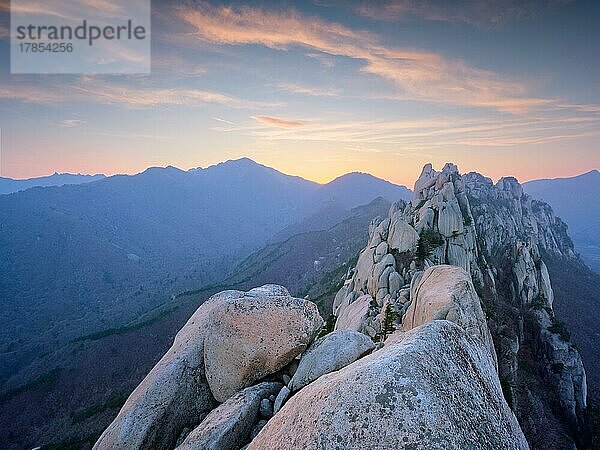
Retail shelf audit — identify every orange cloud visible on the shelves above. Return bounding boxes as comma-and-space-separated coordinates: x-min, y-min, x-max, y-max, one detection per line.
176, 2, 550, 114
252, 115, 310, 128
242, 111, 600, 150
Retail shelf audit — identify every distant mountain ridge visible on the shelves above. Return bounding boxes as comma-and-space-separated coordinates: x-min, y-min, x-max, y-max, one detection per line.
312, 171, 411, 208
523, 169, 600, 272
0, 158, 411, 388
0, 172, 106, 195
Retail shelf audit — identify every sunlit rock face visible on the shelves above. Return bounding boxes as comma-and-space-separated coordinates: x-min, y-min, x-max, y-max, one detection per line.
334, 163, 587, 449
249, 321, 528, 450
94, 286, 323, 450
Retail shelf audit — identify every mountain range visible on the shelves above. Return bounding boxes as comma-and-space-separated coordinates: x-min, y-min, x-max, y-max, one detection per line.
0, 160, 599, 449
523, 169, 600, 272
0, 158, 411, 386
0, 172, 106, 195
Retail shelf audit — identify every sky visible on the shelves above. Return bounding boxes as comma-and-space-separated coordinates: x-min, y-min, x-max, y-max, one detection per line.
0, 0, 599, 187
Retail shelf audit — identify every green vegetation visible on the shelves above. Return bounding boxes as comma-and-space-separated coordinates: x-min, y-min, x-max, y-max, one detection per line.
548, 316, 571, 342
462, 210, 472, 226
416, 228, 443, 262
318, 315, 337, 338
380, 303, 400, 341
41, 432, 102, 450
587, 400, 600, 450
0, 368, 61, 403
71, 306, 176, 343
309, 252, 360, 309
499, 376, 514, 409
529, 295, 552, 314
70, 391, 128, 424
389, 247, 414, 268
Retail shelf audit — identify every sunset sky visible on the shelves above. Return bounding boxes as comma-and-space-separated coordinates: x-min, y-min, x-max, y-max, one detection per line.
0, 0, 599, 187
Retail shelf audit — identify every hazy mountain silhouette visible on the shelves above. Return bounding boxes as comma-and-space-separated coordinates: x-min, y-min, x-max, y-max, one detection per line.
524, 169, 600, 272
313, 172, 411, 208
0, 172, 106, 195
0, 158, 410, 384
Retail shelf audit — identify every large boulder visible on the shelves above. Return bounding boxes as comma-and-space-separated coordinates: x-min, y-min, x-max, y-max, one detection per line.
176, 382, 281, 450
334, 294, 371, 331
248, 321, 528, 450
387, 212, 419, 253
94, 290, 244, 450
204, 285, 323, 402
403, 265, 496, 363
289, 330, 374, 392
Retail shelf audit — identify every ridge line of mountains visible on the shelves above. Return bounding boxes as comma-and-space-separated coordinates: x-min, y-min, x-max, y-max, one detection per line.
3, 161, 598, 272
0, 158, 599, 449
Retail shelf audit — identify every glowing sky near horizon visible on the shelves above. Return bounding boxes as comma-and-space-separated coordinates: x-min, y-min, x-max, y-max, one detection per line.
0, 0, 599, 187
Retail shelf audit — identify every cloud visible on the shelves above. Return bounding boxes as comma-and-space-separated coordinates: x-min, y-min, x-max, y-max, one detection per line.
278, 83, 337, 97
213, 117, 235, 125
72, 82, 244, 108
0, 77, 271, 109
60, 119, 86, 127
81, 0, 123, 14
242, 109, 600, 149
252, 115, 311, 128
0, 25, 8, 40
176, 2, 550, 113
349, 0, 570, 29
152, 54, 208, 78
305, 52, 335, 67
8, 0, 131, 19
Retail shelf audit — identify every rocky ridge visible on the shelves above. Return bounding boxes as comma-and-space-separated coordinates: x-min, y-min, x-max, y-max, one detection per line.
333, 163, 587, 448
96, 276, 527, 450
94, 163, 587, 450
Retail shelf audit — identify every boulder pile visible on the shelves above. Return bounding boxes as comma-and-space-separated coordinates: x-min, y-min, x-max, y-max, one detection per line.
95, 163, 583, 449
95, 274, 528, 449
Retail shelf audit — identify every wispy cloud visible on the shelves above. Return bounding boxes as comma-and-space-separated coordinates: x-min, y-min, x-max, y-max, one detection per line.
278, 82, 338, 97
305, 52, 336, 68
95, 132, 171, 140
252, 115, 311, 128
213, 116, 235, 125
0, 77, 272, 109
177, 2, 551, 113
351, 0, 570, 29
8, 0, 129, 19
81, 0, 123, 15
60, 119, 86, 127
0, 25, 8, 40
242, 110, 600, 149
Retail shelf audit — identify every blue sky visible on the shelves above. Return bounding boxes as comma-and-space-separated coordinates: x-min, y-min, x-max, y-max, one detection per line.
0, 0, 598, 186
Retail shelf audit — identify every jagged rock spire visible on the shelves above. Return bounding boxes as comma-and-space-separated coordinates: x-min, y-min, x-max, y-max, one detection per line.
334, 163, 587, 449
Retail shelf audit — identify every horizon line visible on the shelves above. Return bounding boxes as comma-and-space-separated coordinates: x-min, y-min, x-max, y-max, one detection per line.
1, 157, 598, 187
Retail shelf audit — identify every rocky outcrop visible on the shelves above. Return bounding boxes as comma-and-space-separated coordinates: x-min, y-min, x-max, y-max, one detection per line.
93, 290, 234, 450
333, 163, 587, 449
96, 163, 588, 450
95, 286, 322, 450
249, 321, 528, 450
176, 382, 281, 450
334, 293, 370, 331
289, 330, 374, 392
204, 285, 323, 402
404, 265, 496, 364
